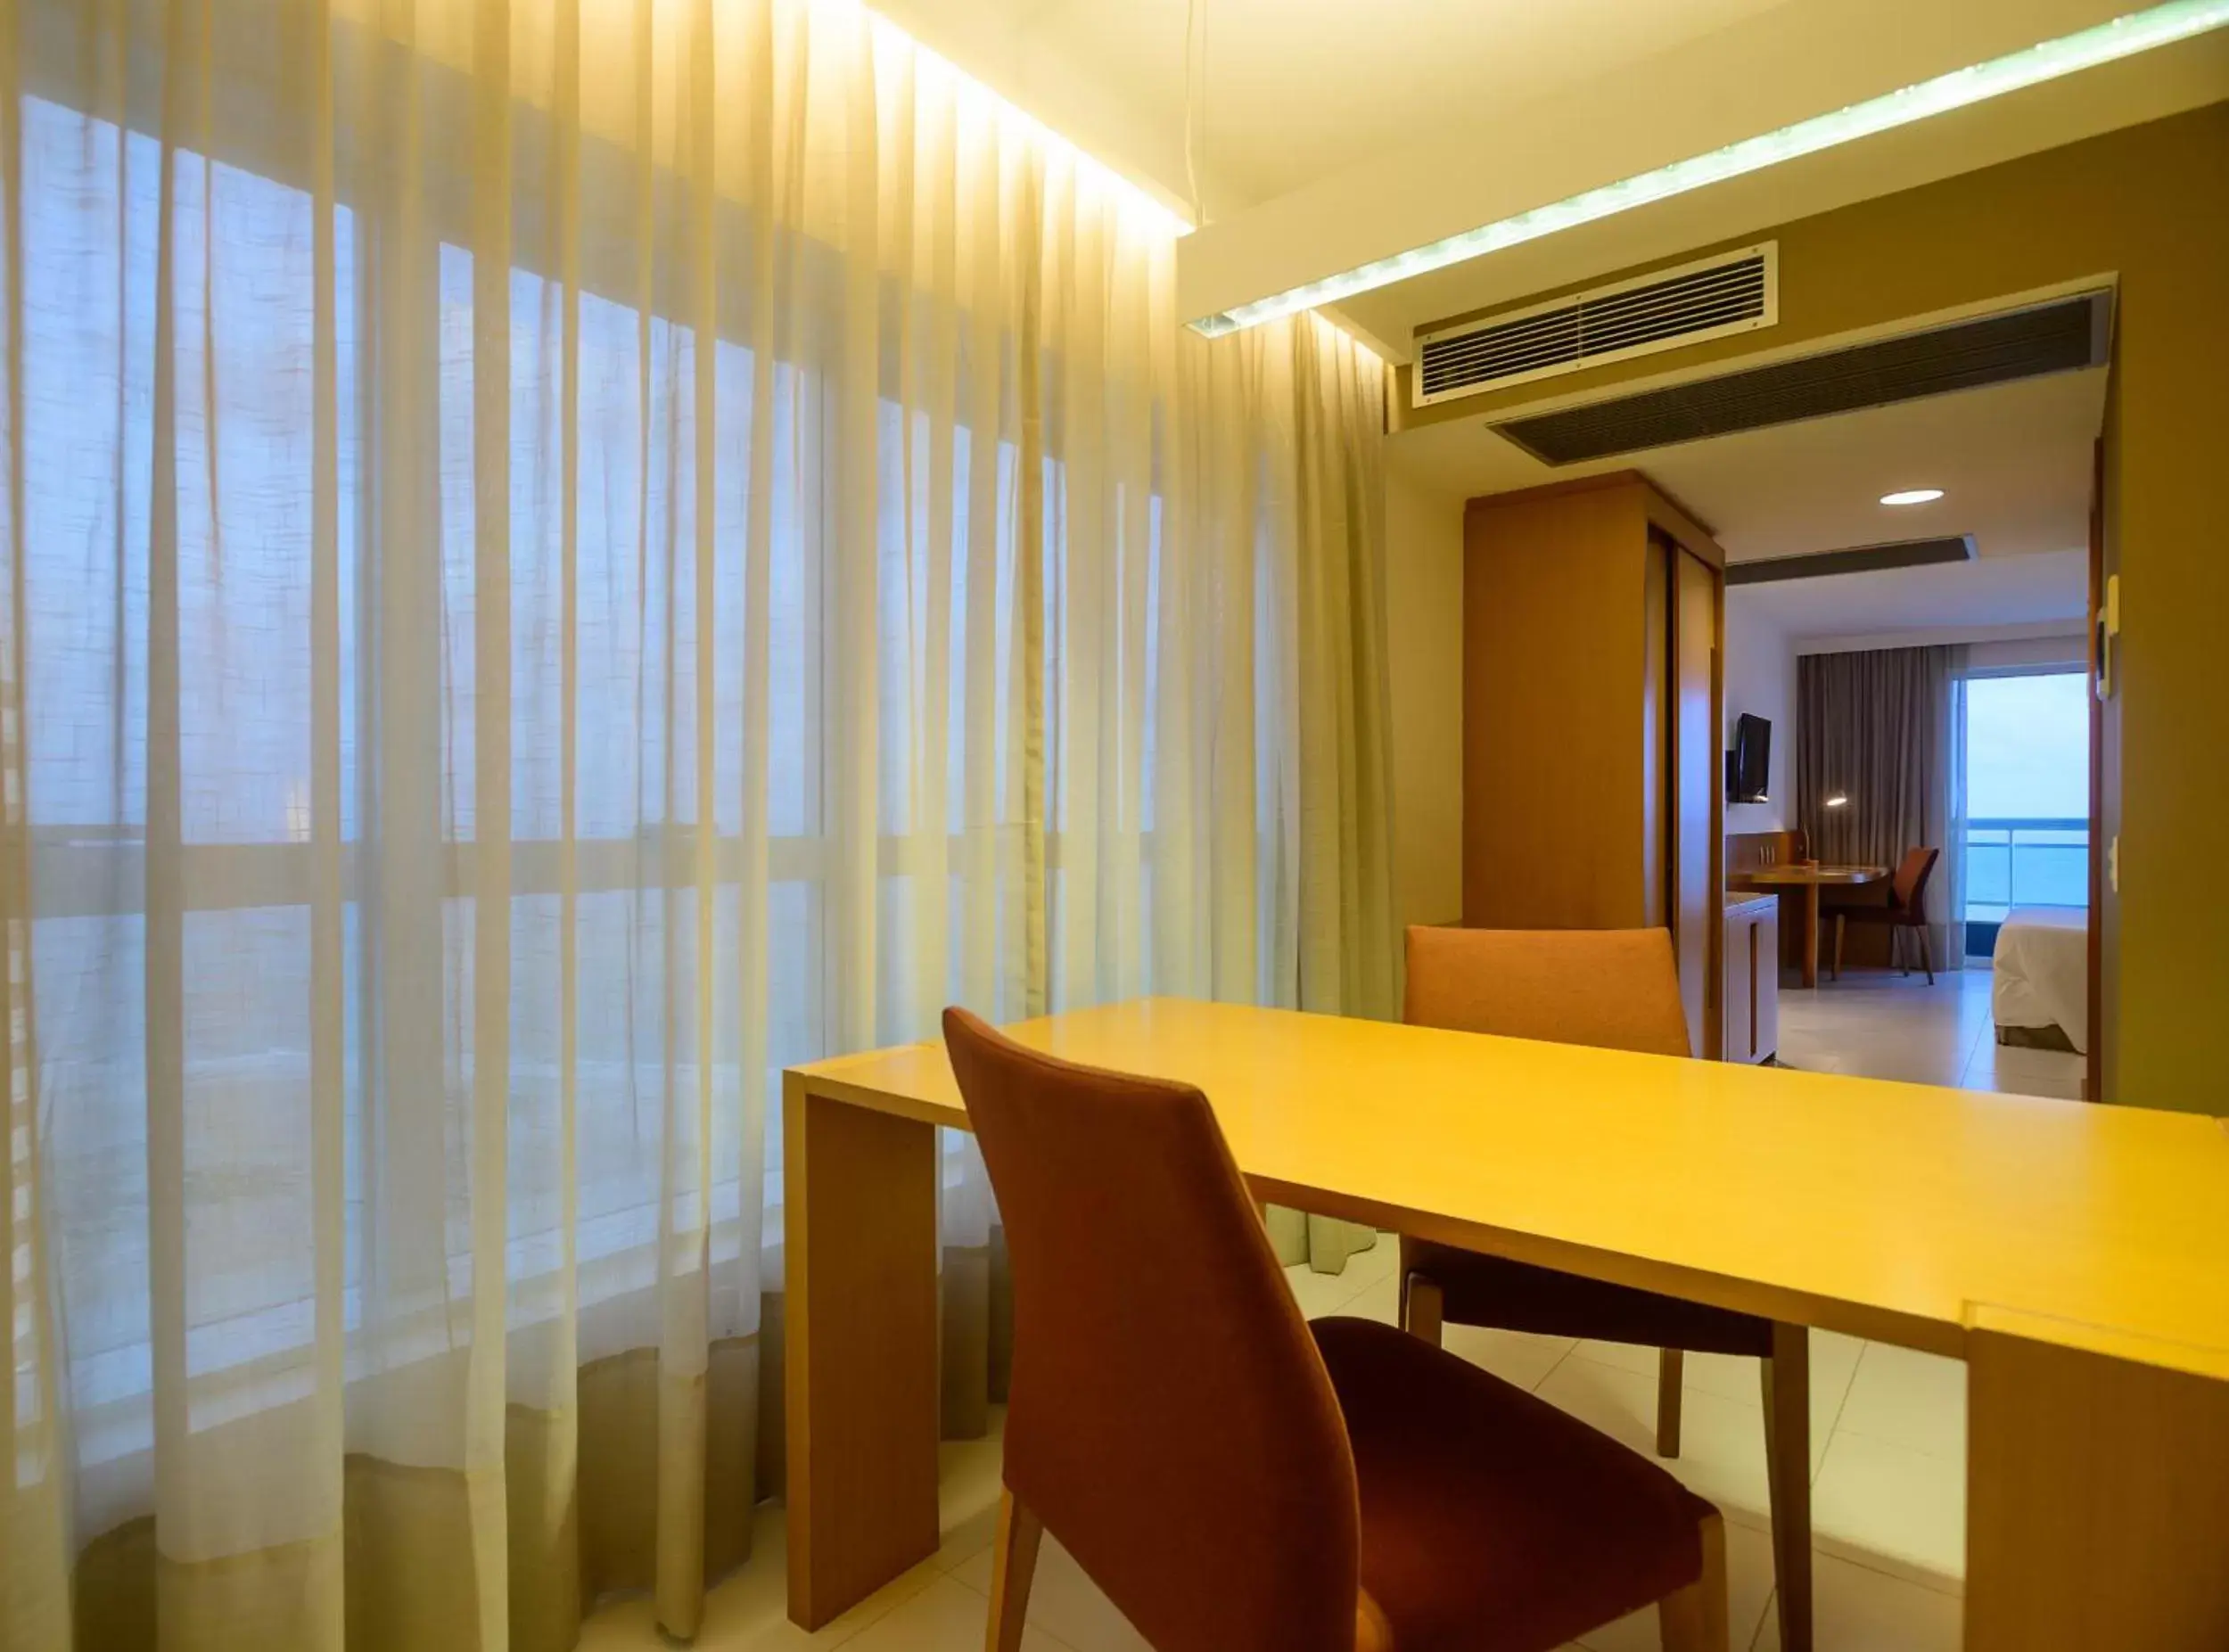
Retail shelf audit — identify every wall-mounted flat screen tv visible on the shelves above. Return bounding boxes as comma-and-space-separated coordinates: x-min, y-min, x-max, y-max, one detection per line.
1727, 713, 1771, 804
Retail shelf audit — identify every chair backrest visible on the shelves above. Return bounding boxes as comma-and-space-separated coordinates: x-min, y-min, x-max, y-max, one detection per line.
1890, 846, 1941, 915
1403, 925, 1692, 1058
942, 1008, 1361, 1652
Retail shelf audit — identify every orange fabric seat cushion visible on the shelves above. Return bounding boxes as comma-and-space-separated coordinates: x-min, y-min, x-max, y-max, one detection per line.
1314, 1316, 1711, 1652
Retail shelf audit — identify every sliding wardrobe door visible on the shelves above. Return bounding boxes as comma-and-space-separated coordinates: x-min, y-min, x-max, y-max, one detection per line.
1670, 539, 1722, 1058
1642, 531, 1669, 930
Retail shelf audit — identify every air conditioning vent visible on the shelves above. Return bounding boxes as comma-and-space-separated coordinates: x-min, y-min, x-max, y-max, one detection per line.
1725, 536, 1977, 587
1414, 243, 1776, 408
1493, 290, 2112, 466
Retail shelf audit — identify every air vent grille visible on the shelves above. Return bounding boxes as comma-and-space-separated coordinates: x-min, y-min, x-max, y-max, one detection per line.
1494, 291, 2111, 465
1724, 536, 1977, 587
1415, 244, 1775, 407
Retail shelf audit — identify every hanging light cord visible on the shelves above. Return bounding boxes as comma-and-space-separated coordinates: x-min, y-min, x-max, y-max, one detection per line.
1182, 0, 1207, 226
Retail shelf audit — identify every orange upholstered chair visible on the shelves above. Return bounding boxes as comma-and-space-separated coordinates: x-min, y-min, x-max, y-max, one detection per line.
1400, 925, 1813, 1652
943, 1007, 1731, 1652
1830, 846, 1943, 982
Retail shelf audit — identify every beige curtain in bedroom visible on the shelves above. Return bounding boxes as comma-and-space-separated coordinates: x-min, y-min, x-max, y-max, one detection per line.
0, 0, 1397, 1648
1797, 643, 1969, 966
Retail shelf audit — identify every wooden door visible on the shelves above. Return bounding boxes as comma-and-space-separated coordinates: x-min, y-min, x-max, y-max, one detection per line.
1642, 533, 1668, 929
1671, 544, 1721, 1057
1462, 487, 1658, 929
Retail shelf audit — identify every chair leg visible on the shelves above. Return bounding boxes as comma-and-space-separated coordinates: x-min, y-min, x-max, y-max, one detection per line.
985, 1489, 1044, 1652
1831, 914, 1844, 981
1760, 1323, 1814, 1652
1919, 924, 1935, 985
1895, 924, 1910, 975
1402, 1272, 1444, 1348
1657, 1508, 1730, 1652
1656, 1347, 1684, 1459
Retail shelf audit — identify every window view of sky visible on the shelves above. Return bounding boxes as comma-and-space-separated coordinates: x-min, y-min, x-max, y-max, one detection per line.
1965, 671, 2090, 819
1963, 670, 2089, 922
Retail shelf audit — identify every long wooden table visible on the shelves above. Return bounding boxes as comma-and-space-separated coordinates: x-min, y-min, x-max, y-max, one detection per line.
784, 997, 2229, 1649
1728, 861, 1886, 987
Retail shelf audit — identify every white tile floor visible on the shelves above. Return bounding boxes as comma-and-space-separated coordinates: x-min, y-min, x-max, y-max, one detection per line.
1777, 962, 2085, 1101
586, 967, 2074, 1651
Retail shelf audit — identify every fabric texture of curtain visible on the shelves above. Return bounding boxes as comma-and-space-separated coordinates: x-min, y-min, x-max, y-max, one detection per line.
0, 0, 1398, 1646
1796, 644, 1968, 967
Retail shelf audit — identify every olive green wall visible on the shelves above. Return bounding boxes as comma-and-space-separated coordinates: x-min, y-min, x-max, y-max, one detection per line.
1397, 101, 2229, 1110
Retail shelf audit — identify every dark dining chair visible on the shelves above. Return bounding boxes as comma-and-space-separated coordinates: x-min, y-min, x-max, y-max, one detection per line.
1830, 846, 1942, 983
1397, 925, 1812, 1652
943, 1006, 1731, 1652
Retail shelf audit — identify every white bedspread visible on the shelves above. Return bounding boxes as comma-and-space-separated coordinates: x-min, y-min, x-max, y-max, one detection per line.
1991, 908, 2088, 1054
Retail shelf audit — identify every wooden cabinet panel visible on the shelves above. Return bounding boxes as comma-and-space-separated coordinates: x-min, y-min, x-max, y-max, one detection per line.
1753, 907, 1780, 1062
1642, 534, 1668, 931
1724, 898, 1780, 1064
1460, 473, 1726, 1053
1463, 484, 1652, 929
1726, 917, 1754, 1066
1674, 544, 1720, 1057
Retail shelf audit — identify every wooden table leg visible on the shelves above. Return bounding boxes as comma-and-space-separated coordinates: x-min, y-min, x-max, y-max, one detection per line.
1801, 884, 1820, 989
1762, 1322, 1813, 1652
784, 1076, 942, 1630
1966, 1321, 2229, 1649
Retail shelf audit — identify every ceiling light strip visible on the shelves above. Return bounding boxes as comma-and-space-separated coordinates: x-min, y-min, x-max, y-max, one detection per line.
852, 2, 1193, 238
1187, 0, 2229, 337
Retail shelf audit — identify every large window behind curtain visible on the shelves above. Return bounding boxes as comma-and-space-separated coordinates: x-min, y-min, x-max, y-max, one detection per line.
0, 1, 1395, 1646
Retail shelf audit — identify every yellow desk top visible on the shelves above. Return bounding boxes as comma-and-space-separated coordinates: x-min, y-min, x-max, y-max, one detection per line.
789, 998, 2229, 1381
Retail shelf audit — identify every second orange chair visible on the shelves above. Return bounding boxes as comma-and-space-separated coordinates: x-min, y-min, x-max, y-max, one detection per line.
1398, 925, 1813, 1652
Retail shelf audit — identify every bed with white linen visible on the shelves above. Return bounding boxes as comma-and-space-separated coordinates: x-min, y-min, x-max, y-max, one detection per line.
1991, 907, 2088, 1054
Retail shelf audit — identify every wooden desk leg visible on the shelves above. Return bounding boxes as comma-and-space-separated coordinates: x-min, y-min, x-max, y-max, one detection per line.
1800, 884, 1820, 989
784, 1077, 942, 1630
1761, 1323, 1812, 1652
1966, 1327, 2229, 1650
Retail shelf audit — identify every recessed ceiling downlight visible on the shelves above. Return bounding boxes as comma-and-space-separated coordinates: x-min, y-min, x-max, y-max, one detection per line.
1880, 489, 1945, 505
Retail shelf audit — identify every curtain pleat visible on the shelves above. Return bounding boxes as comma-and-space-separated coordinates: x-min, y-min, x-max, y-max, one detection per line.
0, 0, 1401, 1645
1797, 644, 1965, 963
4, 3, 78, 1640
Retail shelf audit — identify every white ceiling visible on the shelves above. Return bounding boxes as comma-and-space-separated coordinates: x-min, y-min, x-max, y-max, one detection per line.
881, 1, 2150, 645
1387, 364, 2102, 642
871, 0, 2229, 354
1322, 23, 2229, 358
868, 0, 1789, 217
1727, 551, 2090, 645
1388, 365, 2105, 563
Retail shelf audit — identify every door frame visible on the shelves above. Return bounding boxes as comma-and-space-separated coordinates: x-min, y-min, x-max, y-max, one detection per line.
2086, 438, 2105, 1102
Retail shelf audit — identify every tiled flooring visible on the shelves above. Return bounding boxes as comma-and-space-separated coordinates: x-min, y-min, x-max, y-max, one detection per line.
1778, 960, 2085, 1100
587, 966, 2077, 1651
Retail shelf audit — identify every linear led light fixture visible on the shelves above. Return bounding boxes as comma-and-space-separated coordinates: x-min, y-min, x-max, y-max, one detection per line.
857, 4, 1192, 239
1188, 0, 2229, 336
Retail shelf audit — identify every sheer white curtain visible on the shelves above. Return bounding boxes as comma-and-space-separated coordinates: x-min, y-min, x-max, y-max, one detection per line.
0, 0, 1395, 1648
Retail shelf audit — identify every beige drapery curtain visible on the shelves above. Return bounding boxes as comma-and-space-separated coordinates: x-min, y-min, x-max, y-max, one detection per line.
1796, 644, 1967, 962
0, 0, 1398, 1648
1189, 316, 1397, 1272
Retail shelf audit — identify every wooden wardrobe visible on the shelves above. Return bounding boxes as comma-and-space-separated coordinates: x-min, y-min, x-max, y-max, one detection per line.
1461, 472, 1726, 1057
